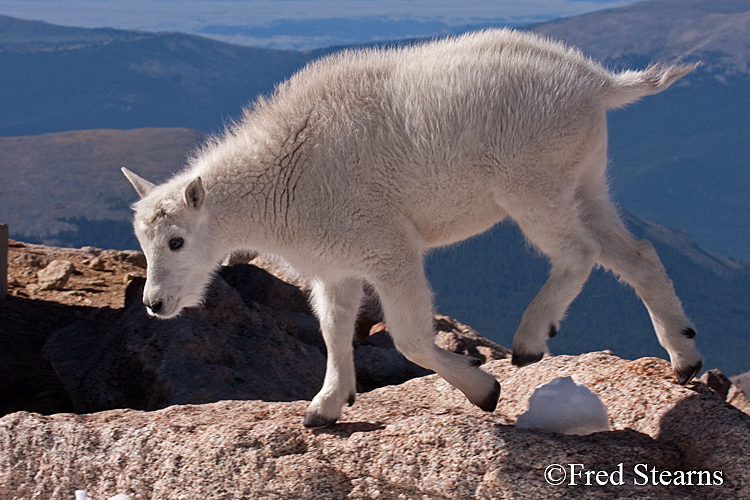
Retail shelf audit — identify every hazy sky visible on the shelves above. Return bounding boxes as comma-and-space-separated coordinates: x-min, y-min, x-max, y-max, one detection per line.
0, 0, 640, 49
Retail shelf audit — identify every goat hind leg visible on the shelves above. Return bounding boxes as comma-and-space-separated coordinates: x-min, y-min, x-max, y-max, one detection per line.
584, 199, 702, 384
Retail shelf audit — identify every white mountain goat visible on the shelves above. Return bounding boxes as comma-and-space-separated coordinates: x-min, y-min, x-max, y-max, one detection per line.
123, 29, 703, 428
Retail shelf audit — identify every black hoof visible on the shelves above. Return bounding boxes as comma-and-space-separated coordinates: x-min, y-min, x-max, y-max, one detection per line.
512, 351, 544, 367
548, 325, 557, 338
675, 361, 702, 385
303, 412, 337, 429
475, 380, 501, 412
681, 327, 697, 339
347, 393, 356, 406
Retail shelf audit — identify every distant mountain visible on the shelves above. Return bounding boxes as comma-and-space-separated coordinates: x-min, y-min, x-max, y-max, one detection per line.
0, 128, 203, 249
0, 15, 144, 51
531, 0, 750, 71
1, 2, 748, 260
528, 0, 750, 262
198, 16, 523, 51
0, 15, 313, 136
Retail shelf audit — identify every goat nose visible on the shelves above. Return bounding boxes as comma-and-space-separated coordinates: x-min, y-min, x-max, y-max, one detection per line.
145, 299, 163, 314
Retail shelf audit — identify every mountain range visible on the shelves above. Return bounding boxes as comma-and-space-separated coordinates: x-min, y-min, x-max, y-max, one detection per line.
0, 127, 203, 249
0, 14, 312, 136
533, 0, 750, 263
1, 1, 748, 261
1, 0, 749, 374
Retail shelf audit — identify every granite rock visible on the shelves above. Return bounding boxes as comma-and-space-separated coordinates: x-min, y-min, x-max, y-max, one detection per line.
2, 353, 748, 499
36, 259, 75, 291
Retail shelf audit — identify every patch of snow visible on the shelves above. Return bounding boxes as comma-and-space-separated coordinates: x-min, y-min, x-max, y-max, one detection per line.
515, 376, 610, 435
75, 491, 132, 500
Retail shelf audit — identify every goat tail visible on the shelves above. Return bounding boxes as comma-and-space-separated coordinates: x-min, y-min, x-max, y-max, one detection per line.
603, 62, 699, 109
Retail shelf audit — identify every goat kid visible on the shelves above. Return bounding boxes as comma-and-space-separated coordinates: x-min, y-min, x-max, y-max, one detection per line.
123, 29, 702, 428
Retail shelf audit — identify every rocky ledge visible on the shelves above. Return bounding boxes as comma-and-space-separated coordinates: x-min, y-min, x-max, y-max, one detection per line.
2, 241, 750, 499
1, 240, 509, 416
2, 354, 750, 499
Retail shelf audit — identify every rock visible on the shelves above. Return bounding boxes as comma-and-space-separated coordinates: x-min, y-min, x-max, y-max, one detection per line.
8, 241, 748, 498
700, 369, 732, 399
354, 284, 385, 340
354, 329, 433, 391
729, 388, 750, 415
2, 353, 748, 499
122, 273, 139, 285
87, 256, 106, 271
218, 263, 312, 316
701, 369, 750, 415
730, 370, 750, 398
121, 250, 147, 269
434, 314, 511, 362
11, 251, 50, 270
38, 262, 507, 414
5, 240, 147, 309
97, 249, 147, 269
36, 259, 75, 290
76, 492, 132, 500
45, 274, 328, 412
79, 246, 102, 256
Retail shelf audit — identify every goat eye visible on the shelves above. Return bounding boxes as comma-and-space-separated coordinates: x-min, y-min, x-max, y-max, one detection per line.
168, 237, 184, 251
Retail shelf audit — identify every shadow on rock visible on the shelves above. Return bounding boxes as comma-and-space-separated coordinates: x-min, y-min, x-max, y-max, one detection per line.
654, 389, 750, 496
46, 268, 328, 413
0, 295, 81, 416
7, 262, 512, 416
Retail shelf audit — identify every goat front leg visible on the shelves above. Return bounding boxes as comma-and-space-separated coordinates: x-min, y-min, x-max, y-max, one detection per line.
304, 278, 363, 428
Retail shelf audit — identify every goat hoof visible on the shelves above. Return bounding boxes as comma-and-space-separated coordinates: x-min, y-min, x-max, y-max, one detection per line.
475, 380, 501, 412
512, 351, 544, 367
675, 361, 702, 385
303, 412, 337, 429
347, 393, 356, 406
681, 327, 697, 339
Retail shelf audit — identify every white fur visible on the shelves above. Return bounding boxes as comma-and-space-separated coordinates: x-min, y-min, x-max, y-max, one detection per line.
123, 29, 702, 426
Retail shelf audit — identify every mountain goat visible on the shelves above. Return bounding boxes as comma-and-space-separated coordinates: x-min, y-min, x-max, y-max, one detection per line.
123, 29, 702, 428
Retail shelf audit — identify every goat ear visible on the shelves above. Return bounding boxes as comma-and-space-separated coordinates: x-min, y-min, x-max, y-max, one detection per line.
122, 167, 155, 199
184, 177, 205, 210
